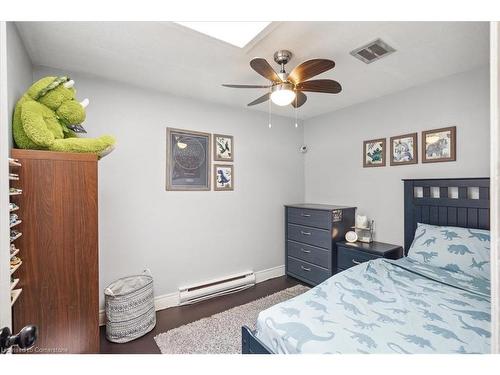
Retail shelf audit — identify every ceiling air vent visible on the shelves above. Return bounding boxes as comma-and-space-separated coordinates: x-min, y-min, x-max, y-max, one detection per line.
350, 38, 396, 64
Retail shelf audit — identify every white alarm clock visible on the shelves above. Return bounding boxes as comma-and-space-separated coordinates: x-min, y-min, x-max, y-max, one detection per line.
345, 231, 358, 243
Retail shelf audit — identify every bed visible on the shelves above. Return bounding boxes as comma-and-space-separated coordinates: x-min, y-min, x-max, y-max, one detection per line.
242, 178, 491, 354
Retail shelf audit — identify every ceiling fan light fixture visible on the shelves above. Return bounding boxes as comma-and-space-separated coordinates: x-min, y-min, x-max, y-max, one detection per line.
223, 51, 340, 109
270, 83, 296, 106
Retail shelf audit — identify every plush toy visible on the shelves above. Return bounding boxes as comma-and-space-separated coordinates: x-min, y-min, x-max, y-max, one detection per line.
12, 76, 115, 157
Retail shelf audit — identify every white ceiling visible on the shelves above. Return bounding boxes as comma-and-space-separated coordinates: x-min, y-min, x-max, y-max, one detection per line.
16, 21, 489, 119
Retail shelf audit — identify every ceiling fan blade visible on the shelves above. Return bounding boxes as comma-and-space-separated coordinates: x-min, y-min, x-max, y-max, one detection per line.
288, 59, 335, 84
250, 58, 281, 82
222, 84, 271, 89
291, 91, 307, 108
247, 92, 271, 106
296, 79, 342, 94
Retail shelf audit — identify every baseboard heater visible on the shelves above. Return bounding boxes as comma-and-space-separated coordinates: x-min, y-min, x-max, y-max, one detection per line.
178, 270, 256, 305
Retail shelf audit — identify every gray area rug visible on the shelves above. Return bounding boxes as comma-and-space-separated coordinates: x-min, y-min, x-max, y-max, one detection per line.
154, 284, 309, 354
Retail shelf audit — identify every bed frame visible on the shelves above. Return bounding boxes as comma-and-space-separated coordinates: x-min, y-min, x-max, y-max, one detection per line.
241, 326, 273, 354
403, 177, 490, 252
242, 177, 490, 354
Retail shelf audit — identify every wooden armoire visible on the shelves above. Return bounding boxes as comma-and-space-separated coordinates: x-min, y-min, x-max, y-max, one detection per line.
11, 149, 99, 354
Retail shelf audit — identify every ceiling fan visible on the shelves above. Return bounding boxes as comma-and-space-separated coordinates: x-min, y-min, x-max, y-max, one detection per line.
222, 50, 342, 108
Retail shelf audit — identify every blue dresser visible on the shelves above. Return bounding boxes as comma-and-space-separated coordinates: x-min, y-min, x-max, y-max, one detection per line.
285, 204, 356, 286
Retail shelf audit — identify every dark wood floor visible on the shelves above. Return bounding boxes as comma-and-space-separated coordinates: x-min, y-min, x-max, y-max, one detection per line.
99, 275, 299, 354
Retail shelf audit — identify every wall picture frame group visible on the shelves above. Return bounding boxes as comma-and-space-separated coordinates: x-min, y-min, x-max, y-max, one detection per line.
166, 127, 235, 191
166, 127, 211, 191
363, 126, 456, 168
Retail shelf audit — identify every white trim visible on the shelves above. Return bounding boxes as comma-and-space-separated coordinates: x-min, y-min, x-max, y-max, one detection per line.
153, 290, 180, 312
99, 264, 286, 326
254, 264, 285, 283
490, 21, 500, 354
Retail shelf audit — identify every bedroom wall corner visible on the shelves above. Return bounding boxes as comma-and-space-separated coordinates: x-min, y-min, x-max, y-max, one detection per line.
0, 21, 12, 330
0, 21, 33, 330
303, 67, 490, 247
33, 65, 305, 310
6, 22, 33, 149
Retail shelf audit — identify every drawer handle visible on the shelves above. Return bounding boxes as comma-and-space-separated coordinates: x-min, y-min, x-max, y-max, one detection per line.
352, 259, 362, 265
301, 213, 311, 217
301, 266, 311, 272
300, 231, 311, 236
300, 248, 311, 253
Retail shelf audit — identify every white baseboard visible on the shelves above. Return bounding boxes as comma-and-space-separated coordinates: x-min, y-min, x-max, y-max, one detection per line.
254, 264, 285, 283
99, 264, 285, 326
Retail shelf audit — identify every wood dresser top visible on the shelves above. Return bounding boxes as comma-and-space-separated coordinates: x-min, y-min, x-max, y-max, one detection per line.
11, 149, 98, 162
285, 203, 356, 210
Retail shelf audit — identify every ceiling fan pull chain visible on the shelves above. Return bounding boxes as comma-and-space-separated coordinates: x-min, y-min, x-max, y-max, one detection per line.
268, 87, 272, 129
295, 99, 298, 128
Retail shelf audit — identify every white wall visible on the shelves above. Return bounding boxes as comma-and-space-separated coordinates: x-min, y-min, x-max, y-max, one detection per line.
304, 67, 490, 247
0, 22, 12, 329
0, 22, 33, 330
33, 66, 305, 308
27, 64, 491, 309
6, 23, 32, 148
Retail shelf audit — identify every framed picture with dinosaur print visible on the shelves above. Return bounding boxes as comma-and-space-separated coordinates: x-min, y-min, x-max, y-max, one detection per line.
390, 132, 418, 166
214, 164, 233, 191
363, 138, 386, 167
213, 134, 234, 162
422, 126, 456, 163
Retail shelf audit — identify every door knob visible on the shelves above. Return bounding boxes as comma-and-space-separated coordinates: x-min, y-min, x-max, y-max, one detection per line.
0, 325, 37, 354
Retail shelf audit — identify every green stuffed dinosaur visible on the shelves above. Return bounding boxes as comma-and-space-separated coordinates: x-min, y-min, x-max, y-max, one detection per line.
13, 76, 115, 157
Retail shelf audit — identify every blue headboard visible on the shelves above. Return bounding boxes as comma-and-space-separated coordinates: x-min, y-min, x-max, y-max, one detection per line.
403, 178, 490, 253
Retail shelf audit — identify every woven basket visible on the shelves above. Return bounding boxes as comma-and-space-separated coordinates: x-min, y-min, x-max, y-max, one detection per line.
105, 270, 156, 343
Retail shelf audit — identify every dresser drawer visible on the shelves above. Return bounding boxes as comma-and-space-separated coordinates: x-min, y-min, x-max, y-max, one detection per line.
287, 240, 331, 269
287, 224, 331, 249
287, 208, 331, 230
337, 245, 380, 270
287, 257, 331, 285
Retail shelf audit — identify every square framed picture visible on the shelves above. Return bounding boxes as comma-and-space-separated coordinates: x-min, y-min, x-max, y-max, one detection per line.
363, 138, 386, 167
422, 126, 456, 163
390, 132, 418, 166
214, 164, 233, 191
166, 128, 211, 191
213, 134, 234, 162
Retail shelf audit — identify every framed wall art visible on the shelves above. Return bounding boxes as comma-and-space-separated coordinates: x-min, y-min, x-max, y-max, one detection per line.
390, 132, 418, 166
422, 126, 456, 163
363, 138, 386, 167
213, 134, 234, 162
166, 127, 211, 191
214, 164, 233, 191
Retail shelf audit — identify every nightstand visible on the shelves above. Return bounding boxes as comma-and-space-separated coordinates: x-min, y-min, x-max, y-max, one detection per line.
336, 241, 404, 273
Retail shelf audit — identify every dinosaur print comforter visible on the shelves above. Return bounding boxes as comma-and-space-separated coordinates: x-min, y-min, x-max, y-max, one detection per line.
255, 257, 490, 353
